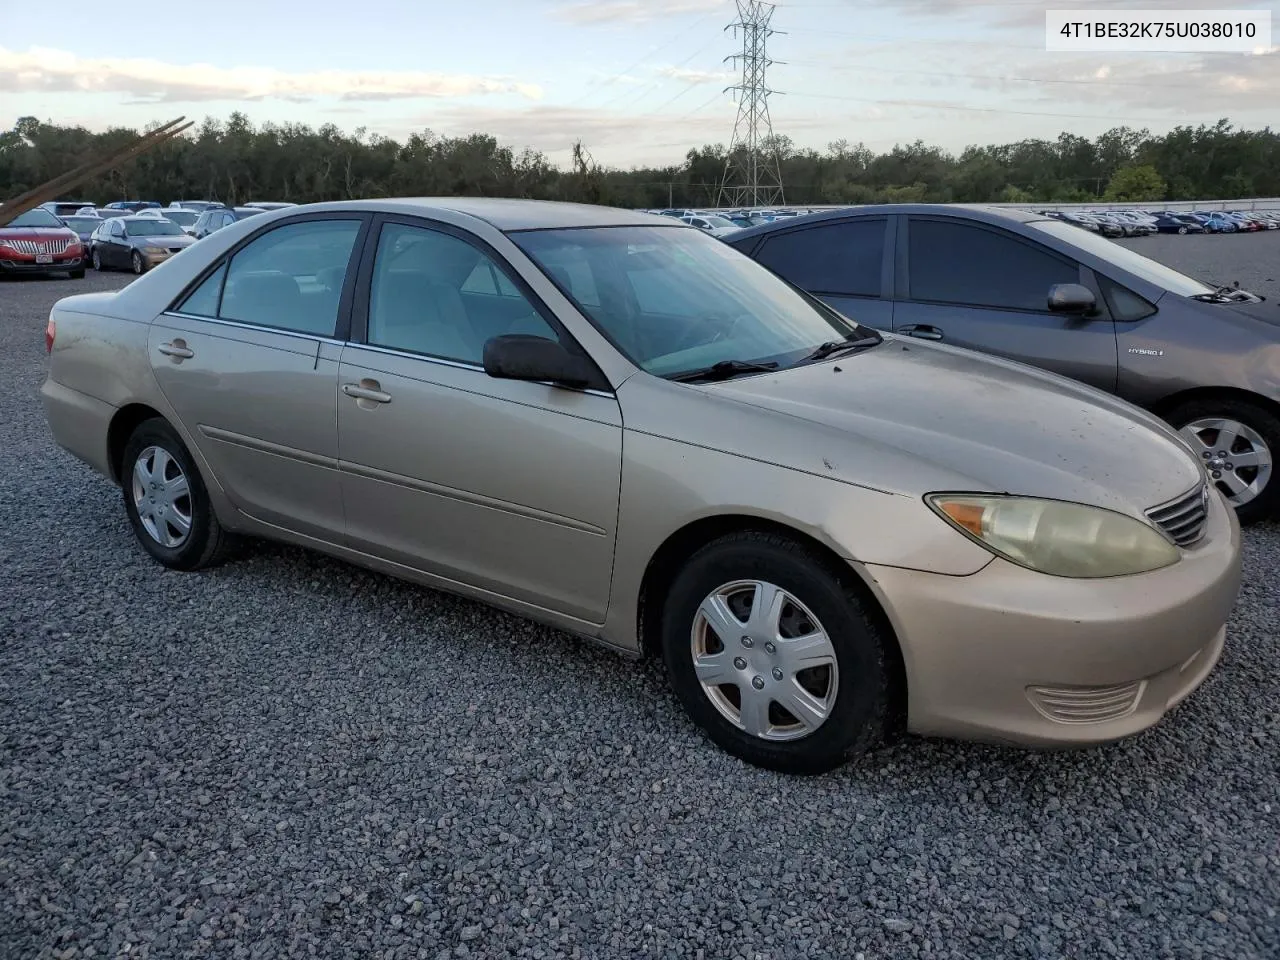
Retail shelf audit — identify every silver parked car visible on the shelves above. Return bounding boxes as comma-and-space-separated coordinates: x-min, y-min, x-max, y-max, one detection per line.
41, 199, 1241, 773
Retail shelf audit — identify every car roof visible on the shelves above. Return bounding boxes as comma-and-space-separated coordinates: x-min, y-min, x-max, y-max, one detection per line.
277, 197, 687, 232
726, 203, 1051, 242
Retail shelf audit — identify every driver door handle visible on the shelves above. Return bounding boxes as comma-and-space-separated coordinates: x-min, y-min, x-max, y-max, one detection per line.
342, 381, 392, 404
900, 323, 944, 341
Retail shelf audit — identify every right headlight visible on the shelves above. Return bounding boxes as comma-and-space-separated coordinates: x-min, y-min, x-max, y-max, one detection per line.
926, 494, 1180, 579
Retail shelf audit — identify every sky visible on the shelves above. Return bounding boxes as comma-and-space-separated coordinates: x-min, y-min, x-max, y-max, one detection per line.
0, 0, 1276, 168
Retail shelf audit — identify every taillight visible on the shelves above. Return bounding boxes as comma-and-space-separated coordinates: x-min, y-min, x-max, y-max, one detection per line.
45, 317, 55, 354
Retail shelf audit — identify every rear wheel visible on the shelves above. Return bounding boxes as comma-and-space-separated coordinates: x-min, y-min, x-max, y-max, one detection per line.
1166, 398, 1279, 524
1178, 226, 1188, 235
661, 531, 892, 774
121, 418, 233, 570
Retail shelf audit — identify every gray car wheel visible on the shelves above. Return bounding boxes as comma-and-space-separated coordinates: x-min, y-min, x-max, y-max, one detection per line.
1169, 398, 1280, 524
131, 250, 145, 275
92, 249, 103, 271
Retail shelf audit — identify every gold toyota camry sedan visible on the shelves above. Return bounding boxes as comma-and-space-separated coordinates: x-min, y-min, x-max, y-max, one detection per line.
40, 199, 1242, 773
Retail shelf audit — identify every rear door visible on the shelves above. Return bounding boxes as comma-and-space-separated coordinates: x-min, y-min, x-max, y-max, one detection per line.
741, 217, 894, 330
894, 215, 1118, 392
149, 214, 369, 541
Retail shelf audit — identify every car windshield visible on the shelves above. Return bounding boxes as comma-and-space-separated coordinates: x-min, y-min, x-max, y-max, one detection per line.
125, 220, 185, 237
160, 210, 198, 226
1028, 219, 1215, 296
701, 215, 737, 228
511, 225, 865, 378
7, 209, 63, 228
62, 217, 99, 231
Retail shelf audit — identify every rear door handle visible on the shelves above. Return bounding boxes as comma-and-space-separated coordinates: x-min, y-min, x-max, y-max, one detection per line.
158, 340, 194, 359
900, 324, 944, 341
342, 381, 392, 404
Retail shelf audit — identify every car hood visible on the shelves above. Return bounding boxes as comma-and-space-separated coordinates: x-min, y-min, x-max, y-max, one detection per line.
126, 234, 195, 248
708, 337, 1203, 517
0, 228, 78, 242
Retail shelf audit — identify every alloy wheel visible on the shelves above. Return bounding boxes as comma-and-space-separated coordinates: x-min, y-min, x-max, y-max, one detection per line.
1180, 417, 1273, 508
132, 252, 144, 274
92, 250, 101, 270
131, 445, 193, 548
690, 579, 838, 741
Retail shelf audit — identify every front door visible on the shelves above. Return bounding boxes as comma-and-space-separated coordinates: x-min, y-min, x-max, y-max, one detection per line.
149, 215, 367, 541
893, 216, 1119, 393
337, 219, 623, 623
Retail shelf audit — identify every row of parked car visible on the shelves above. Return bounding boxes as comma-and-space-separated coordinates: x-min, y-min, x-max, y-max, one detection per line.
0, 199, 297, 279
643, 207, 822, 238
1042, 208, 1280, 237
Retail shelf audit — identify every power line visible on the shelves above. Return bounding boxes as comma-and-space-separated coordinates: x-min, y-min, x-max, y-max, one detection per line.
718, 0, 786, 207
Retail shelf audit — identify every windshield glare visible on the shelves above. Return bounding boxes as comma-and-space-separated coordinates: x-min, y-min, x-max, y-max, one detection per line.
6, 209, 64, 228
1029, 219, 1215, 296
512, 226, 861, 378
126, 220, 184, 237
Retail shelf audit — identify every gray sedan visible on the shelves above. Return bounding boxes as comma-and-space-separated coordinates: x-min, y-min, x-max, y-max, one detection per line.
90, 215, 196, 274
728, 205, 1280, 523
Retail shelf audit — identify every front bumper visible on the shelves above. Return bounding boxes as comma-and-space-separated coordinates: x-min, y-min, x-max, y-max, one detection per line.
0, 255, 83, 274
862, 489, 1242, 747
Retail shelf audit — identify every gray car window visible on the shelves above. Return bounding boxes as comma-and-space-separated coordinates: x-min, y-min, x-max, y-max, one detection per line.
366, 223, 558, 364
908, 219, 1077, 312
218, 219, 361, 336
1028, 219, 1215, 296
753, 219, 886, 297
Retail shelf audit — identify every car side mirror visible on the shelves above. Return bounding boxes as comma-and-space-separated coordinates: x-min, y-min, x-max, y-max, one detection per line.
482, 334, 594, 389
1047, 283, 1097, 316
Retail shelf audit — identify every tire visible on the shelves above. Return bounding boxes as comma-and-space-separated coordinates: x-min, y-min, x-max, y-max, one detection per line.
92, 249, 104, 271
131, 250, 146, 275
661, 531, 892, 774
121, 418, 234, 570
1178, 226, 1188, 235
1166, 397, 1280, 525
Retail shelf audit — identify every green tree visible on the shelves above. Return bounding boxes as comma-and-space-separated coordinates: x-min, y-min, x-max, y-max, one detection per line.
1104, 164, 1166, 202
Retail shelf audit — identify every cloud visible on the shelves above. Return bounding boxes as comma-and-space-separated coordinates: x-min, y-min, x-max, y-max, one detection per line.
553, 0, 725, 26
657, 65, 734, 84
0, 46, 543, 104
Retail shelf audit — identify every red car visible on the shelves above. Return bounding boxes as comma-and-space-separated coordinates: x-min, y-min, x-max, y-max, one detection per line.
0, 207, 86, 279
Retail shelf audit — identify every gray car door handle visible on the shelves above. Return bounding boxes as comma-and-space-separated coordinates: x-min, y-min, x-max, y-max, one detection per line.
342, 382, 392, 404
158, 341, 195, 359
900, 324, 944, 341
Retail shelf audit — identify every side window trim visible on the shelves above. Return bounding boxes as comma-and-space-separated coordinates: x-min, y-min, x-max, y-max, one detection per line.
347, 213, 611, 393
164, 212, 372, 339
900, 215, 1082, 314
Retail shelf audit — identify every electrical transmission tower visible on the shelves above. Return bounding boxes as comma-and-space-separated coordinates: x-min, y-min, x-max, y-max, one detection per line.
716, 0, 785, 209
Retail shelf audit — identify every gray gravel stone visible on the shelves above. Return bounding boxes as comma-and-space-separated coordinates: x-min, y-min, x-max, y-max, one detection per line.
2, 245, 1279, 959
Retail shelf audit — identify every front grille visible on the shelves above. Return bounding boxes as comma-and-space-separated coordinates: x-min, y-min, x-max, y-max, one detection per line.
1027, 680, 1145, 724
1146, 481, 1209, 547
4, 238, 73, 256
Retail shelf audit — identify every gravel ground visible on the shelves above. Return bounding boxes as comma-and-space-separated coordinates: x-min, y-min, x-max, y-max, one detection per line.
2, 238, 1279, 960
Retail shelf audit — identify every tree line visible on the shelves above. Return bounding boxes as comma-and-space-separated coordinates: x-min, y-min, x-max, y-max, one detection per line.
2, 112, 1277, 210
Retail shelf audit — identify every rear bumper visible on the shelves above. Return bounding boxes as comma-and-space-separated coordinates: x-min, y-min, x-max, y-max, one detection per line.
862, 490, 1242, 747
40, 378, 116, 480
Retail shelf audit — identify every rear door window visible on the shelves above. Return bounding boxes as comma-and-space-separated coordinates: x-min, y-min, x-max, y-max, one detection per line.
753, 219, 887, 298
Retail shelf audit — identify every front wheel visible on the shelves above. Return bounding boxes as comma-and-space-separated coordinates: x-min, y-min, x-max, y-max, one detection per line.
131, 251, 146, 275
121, 418, 233, 570
1178, 226, 1188, 235
661, 531, 892, 774
1167, 398, 1279, 524
92, 249, 103, 271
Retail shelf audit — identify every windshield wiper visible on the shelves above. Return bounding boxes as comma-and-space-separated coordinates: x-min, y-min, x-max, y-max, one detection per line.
800, 334, 882, 363
669, 359, 779, 383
